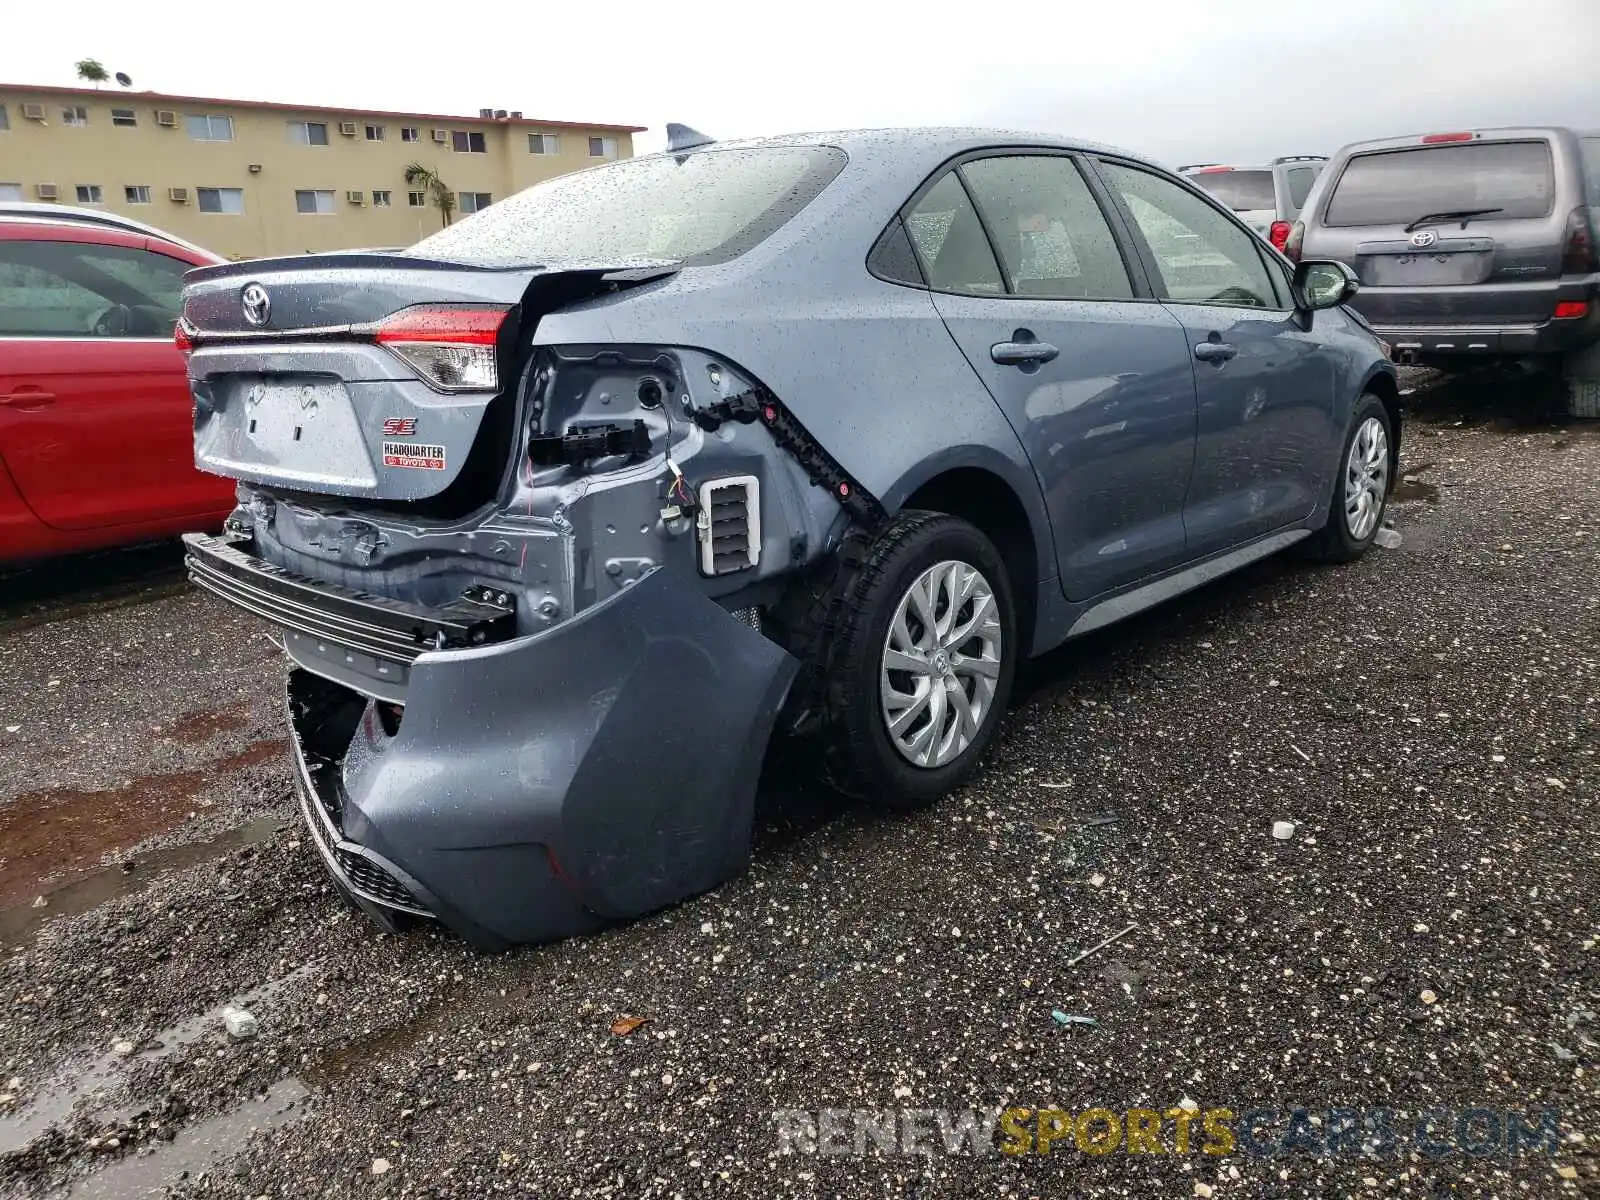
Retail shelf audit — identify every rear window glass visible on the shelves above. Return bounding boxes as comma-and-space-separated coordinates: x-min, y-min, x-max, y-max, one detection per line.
1324, 141, 1555, 227
405, 145, 847, 268
1185, 170, 1275, 212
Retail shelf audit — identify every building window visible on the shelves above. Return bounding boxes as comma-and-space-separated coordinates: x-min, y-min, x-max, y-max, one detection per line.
400, 127, 419, 143
0, 106, 9, 132
295, 189, 336, 214
196, 187, 244, 214
125, 185, 152, 205
62, 106, 89, 127
0, 183, 23, 202
365, 124, 385, 141
186, 114, 234, 142
75, 184, 104, 204
111, 108, 137, 127
528, 133, 559, 155
451, 130, 487, 154
457, 191, 493, 213
371, 189, 393, 207
288, 121, 330, 146
588, 136, 618, 158
407, 190, 427, 207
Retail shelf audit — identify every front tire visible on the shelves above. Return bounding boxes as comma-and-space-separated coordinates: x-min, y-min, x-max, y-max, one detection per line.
1299, 393, 1394, 563
819, 511, 1017, 809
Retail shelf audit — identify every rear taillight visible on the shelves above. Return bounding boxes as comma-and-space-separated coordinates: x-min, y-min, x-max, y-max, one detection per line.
1554, 301, 1589, 320
1559, 205, 1599, 276
1268, 220, 1292, 252
373, 304, 508, 392
1282, 220, 1305, 263
174, 320, 193, 360
1421, 132, 1476, 144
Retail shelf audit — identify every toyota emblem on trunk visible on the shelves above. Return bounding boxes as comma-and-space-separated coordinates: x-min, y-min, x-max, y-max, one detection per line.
240, 283, 271, 326
1409, 229, 1439, 249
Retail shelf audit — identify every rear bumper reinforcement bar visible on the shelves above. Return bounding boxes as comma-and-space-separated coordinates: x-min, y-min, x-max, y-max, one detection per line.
182, 531, 516, 664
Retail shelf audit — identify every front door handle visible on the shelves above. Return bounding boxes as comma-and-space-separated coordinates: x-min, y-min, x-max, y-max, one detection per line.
991, 339, 1060, 367
1193, 342, 1237, 364
0, 390, 56, 408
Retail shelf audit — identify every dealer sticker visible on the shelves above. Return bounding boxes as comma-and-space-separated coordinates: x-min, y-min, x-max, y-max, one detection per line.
382, 441, 447, 470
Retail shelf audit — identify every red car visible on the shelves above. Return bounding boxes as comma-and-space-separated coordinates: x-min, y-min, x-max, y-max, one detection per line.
0, 208, 236, 564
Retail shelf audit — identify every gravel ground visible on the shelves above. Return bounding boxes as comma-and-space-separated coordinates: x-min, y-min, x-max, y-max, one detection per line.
0, 373, 1595, 1198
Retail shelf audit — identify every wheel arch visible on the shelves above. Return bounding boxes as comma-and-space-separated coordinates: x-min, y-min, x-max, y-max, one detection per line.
1360, 366, 1403, 489
883, 450, 1053, 658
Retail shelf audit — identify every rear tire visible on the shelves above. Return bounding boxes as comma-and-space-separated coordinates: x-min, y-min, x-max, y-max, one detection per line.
819, 511, 1017, 810
1298, 393, 1394, 564
1563, 342, 1600, 419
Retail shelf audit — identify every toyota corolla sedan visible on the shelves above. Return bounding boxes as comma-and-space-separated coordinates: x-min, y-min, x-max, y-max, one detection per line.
178, 125, 1399, 949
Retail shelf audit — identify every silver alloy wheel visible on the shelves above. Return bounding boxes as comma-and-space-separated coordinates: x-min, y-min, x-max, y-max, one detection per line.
1344, 416, 1389, 541
879, 559, 1004, 769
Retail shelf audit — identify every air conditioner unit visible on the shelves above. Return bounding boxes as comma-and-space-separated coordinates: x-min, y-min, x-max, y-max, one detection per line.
346, 190, 365, 205
21, 104, 46, 122
431, 129, 449, 143
168, 187, 190, 203
155, 109, 178, 127
338, 121, 359, 137
35, 183, 59, 200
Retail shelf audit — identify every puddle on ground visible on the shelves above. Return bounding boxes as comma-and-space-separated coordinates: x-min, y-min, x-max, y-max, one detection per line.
0, 968, 315, 1158
159, 708, 252, 746
64, 1078, 310, 1199
0, 740, 285, 910
1390, 460, 1440, 505
0, 816, 281, 948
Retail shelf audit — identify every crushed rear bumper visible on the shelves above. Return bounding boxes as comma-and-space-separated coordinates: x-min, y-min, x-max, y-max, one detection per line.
186, 533, 798, 950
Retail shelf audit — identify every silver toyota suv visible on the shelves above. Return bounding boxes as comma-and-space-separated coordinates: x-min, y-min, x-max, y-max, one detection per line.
1291, 127, 1600, 415
1179, 156, 1326, 252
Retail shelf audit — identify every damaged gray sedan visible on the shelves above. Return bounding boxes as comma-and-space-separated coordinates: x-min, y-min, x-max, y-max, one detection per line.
179, 125, 1399, 949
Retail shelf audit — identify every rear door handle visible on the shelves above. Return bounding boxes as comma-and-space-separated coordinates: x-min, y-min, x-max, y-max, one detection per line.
991, 339, 1060, 367
1193, 342, 1236, 364
0, 391, 56, 408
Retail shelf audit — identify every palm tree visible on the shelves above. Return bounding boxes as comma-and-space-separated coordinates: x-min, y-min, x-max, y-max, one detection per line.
403, 162, 455, 228
75, 59, 109, 88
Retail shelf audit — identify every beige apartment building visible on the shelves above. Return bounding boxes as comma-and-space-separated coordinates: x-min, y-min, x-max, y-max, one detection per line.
0, 82, 645, 259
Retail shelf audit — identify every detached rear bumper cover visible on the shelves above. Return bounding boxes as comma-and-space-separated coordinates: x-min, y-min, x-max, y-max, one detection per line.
189, 532, 798, 949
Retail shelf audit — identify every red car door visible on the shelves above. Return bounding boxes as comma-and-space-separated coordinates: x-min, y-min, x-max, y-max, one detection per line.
0, 227, 230, 532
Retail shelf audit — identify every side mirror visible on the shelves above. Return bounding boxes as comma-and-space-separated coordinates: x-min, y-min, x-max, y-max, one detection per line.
1293, 259, 1359, 311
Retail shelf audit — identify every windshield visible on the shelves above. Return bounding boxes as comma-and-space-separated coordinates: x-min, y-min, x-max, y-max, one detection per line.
406, 145, 847, 268
1186, 170, 1275, 212
1324, 140, 1555, 227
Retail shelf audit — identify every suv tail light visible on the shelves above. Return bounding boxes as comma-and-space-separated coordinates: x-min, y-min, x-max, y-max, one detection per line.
174, 320, 193, 361
373, 305, 509, 392
1554, 301, 1589, 320
1559, 205, 1598, 276
1268, 221, 1292, 252
1282, 220, 1305, 263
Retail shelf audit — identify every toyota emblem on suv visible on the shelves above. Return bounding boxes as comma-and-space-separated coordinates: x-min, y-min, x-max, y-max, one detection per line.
1409, 229, 1439, 249
240, 283, 271, 326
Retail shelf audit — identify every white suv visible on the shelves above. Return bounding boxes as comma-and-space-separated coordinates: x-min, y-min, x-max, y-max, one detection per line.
1179, 156, 1326, 252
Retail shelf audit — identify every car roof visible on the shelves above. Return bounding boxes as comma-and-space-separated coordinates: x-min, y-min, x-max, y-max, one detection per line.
0, 202, 218, 259
644, 126, 1162, 170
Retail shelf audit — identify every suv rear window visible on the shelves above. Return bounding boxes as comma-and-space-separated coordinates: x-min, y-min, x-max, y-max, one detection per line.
1581, 137, 1600, 204
406, 145, 847, 268
1186, 170, 1275, 212
1324, 140, 1556, 227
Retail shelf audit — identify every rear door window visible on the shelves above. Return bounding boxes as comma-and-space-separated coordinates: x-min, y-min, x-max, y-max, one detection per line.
903, 171, 1004, 295
1580, 137, 1600, 204
958, 155, 1133, 300
1324, 140, 1556, 227
1186, 170, 1276, 213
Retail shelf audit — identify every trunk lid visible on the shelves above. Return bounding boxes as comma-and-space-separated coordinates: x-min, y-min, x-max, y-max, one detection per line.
182, 253, 677, 505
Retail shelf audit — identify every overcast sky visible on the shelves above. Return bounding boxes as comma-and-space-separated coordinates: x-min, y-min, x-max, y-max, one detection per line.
5, 0, 1596, 165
